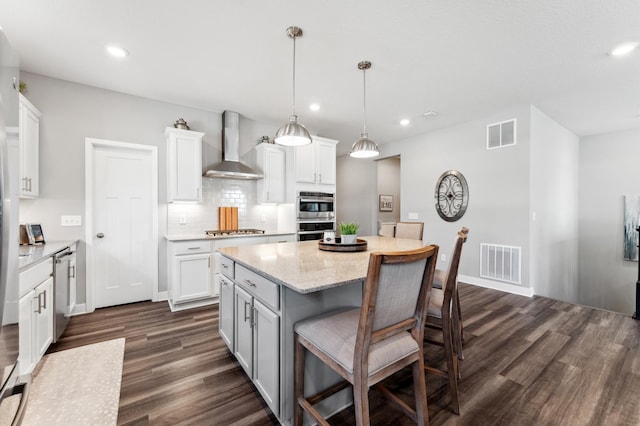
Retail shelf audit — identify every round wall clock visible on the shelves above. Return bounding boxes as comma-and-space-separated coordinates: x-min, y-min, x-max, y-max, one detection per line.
434, 170, 469, 222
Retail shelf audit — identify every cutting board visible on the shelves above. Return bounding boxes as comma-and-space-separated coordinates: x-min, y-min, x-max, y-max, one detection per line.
218, 207, 238, 230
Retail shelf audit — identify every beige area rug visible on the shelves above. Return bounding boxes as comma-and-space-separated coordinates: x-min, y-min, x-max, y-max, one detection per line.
22, 338, 125, 426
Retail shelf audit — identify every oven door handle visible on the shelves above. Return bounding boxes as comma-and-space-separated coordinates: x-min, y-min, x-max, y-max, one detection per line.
298, 197, 334, 203
297, 230, 328, 235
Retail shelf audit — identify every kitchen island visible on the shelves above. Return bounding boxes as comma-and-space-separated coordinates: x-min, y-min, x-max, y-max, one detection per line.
217, 235, 426, 425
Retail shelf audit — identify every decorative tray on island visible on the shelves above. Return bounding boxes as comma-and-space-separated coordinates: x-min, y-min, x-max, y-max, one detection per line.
318, 238, 368, 252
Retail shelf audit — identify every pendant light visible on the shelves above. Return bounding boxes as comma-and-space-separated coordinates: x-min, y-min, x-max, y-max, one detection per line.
275, 26, 312, 147
350, 60, 379, 158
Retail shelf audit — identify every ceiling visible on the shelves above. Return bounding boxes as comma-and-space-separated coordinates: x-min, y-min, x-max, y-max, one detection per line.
2, 1, 640, 155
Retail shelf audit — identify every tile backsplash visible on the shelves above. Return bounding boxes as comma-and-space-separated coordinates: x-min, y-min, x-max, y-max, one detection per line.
167, 178, 293, 235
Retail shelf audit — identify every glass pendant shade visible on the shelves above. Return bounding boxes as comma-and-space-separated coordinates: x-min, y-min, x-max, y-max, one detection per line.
350, 133, 379, 158
275, 114, 312, 146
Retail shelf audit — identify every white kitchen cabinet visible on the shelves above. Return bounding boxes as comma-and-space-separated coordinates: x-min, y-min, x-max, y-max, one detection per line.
256, 143, 286, 204
19, 257, 54, 375
218, 274, 235, 350
166, 127, 205, 203
18, 94, 40, 199
294, 137, 338, 190
252, 298, 280, 413
226, 258, 280, 416
167, 240, 214, 311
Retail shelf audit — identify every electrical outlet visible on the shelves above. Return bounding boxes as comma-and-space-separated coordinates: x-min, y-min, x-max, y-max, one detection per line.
408, 212, 419, 220
179, 216, 187, 225
441, 254, 447, 262
61, 215, 82, 226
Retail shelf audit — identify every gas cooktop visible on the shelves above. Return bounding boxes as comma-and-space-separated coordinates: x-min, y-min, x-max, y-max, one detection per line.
205, 229, 265, 237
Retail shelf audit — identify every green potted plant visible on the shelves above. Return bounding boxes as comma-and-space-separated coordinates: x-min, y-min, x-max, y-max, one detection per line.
339, 221, 359, 244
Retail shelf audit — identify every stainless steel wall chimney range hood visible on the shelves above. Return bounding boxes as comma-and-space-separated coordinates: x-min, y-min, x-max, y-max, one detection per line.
203, 111, 264, 180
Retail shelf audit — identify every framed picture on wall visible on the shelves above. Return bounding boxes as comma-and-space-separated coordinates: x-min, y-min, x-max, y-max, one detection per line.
379, 195, 393, 212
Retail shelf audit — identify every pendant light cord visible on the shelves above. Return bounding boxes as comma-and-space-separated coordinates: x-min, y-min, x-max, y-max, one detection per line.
362, 68, 367, 134
292, 34, 297, 117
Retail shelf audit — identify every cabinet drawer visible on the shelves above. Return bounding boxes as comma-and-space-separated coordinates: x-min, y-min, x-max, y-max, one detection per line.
172, 240, 213, 255
235, 264, 279, 311
20, 257, 53, 296
218, 255, 234, 279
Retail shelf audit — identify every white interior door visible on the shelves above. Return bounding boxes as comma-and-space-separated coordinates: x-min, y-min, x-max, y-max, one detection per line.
87, 140, 158, 309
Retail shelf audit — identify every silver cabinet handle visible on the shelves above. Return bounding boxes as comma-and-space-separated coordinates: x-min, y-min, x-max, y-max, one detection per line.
251, 306, 257, 328
222, 264, 229, 269
208, 257, 211, 268
42, 289, 46, 310
319, 173, 322, 183
313, 172, 316, 183
97, 233, 104, 238
188, 247, 201, 250
244, 301, 251, 322
244, 279, 256, 287
34, 293, 42, 314
69, 264, 76, 278
221, 278, 228, 287
28, 177, 32, 192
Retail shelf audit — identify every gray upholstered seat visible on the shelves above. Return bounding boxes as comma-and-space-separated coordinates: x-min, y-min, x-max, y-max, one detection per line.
395, 222, 424, 240
293, 245, 439, 426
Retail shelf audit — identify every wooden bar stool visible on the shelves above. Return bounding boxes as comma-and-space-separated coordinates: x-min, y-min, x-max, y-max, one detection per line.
432, 227, 469, 360
294, 245, 439, 425
424, 227, 468, 415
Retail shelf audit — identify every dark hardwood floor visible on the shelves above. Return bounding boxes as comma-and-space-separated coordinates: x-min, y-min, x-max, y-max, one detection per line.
47, 283, 640, 425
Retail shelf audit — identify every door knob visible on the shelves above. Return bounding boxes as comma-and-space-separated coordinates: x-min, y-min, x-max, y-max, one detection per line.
96, 233, 104, 238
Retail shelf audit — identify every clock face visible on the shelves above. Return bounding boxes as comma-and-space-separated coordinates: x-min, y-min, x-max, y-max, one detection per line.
435, 170, 468, 222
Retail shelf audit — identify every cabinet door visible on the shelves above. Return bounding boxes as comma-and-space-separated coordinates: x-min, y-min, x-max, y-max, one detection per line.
18, 289, 36, 375
173, 253, 213, 303
253, 299, 280, 416
316, 140, 336, 185
263, 146, 286, 203
166, 128, 203, 202
218, 274, 234, 351
19, 94, 40, 199
294, 143, 316, 184
34, 276, 54, 359
234, 285, 253, 376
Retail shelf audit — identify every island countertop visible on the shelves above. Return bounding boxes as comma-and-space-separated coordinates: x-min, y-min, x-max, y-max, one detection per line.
217, 235, 426, 294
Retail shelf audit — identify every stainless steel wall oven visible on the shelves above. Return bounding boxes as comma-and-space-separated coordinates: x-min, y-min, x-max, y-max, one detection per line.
297, 192, 335, 241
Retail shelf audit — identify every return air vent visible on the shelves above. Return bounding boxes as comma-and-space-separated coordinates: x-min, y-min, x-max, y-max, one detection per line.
480, 243, 521, 284
487, 119, 517, 149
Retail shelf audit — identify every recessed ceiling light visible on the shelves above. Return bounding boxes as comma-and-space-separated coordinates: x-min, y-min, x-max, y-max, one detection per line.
106, 45, 129, 58
309, 103, 320, 111
423, 111, 438, 117
610, 42, 639, 56
400, 119, 410, 126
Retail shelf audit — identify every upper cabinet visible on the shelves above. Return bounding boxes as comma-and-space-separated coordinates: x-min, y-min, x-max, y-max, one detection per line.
294, 137, 338, 191
19, 94, 41, 199
256, 143, 286, 204
166, 127, 205, 203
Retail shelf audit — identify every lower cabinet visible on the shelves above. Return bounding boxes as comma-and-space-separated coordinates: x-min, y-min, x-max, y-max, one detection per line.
19, 274, 53, 375
223, 258, 280, 417
218, 274, 235, 349
167, 240, 214, 310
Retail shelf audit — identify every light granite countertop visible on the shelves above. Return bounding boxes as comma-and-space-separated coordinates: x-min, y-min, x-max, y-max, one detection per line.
166, 231, 296, 242
19, 240, 78, 272
217, 235, 427, 294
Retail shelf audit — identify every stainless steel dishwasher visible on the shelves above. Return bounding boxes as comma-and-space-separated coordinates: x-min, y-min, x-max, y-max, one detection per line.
53, 247, 72, 342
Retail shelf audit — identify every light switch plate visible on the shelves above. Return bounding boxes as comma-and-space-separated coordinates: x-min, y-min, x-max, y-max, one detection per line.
61, 215, 82, 226
408, 212, 419, 220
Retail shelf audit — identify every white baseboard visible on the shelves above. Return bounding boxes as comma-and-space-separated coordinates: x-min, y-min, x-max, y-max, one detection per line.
70, 303, 88, 316
458, 275, 534, 297
154, 291, 168, 302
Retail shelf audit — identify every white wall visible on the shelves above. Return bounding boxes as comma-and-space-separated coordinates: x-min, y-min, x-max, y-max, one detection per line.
579, 127, 640, 314
530, 106, 579, 302
376, 156, 401, 227
336, 155, 376, 235
337, 104, 532, 286
18, 72, 278, 304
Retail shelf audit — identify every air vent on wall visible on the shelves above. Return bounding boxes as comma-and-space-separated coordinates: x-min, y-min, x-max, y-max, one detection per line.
480, 243, 521, 284
487, 118, 517, 149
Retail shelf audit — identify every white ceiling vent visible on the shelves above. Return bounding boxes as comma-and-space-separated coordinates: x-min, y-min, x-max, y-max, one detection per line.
487, 118, 517, 149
